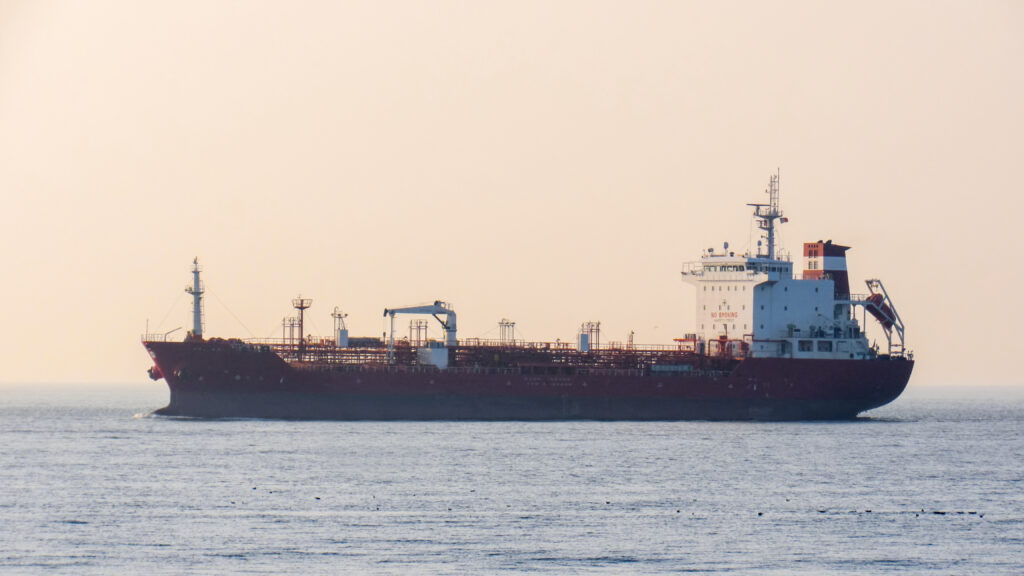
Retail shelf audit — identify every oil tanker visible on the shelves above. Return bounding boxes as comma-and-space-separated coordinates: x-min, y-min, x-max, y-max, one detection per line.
143, 174, 913, 420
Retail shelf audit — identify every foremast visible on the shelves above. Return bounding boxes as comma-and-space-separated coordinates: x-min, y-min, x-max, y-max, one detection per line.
185, 258, 204, 339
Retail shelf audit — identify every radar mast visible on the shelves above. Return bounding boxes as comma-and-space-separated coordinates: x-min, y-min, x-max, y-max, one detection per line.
747, 170, 785, 260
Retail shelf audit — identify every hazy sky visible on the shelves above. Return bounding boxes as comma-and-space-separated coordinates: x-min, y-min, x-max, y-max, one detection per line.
1, 1, 1021, 386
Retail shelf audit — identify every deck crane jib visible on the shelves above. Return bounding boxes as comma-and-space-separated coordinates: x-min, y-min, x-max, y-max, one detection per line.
383, 301, 457, 366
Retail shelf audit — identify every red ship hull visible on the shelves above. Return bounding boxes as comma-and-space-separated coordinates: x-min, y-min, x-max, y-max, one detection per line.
144, 340, 913, 421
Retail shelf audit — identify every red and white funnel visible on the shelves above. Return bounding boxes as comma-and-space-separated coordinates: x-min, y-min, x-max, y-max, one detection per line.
803, 241, 850, 298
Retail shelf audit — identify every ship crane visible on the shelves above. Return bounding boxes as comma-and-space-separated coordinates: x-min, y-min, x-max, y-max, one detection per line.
383, 301, 457, 363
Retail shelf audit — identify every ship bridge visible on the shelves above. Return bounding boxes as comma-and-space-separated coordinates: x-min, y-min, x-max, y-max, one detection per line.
678, 173, 901, 361
681, 254, 793, 283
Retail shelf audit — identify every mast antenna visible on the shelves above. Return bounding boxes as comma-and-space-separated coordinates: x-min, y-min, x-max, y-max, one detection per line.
747, 169, 786, 259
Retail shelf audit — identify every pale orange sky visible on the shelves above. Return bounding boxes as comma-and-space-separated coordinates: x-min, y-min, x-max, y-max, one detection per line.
1, 1, 1021, 386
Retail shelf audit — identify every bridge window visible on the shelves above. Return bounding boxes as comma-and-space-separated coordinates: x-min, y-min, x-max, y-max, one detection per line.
798, 340, 813, 352
817, 341, 833, 352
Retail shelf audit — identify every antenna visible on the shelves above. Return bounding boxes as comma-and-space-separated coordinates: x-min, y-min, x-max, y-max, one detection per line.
747, 169, 785, 259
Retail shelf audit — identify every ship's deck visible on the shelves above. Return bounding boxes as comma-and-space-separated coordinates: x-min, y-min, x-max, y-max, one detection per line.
237, 337, 715, 371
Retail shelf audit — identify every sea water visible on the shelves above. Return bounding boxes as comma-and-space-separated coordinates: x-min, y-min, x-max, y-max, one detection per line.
0, 383, 1021, 574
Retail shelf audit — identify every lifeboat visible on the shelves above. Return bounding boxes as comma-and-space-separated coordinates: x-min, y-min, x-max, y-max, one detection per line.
866, 293, 895, 330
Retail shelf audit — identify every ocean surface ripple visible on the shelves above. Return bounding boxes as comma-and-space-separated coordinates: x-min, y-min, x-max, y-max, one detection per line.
1, 384, 1022, 574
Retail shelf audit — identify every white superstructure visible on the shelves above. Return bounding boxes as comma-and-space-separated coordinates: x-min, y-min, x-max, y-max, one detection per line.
681, 173, 903, 360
